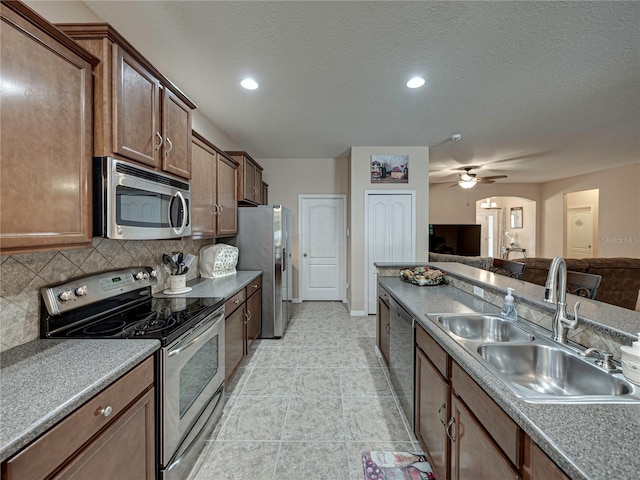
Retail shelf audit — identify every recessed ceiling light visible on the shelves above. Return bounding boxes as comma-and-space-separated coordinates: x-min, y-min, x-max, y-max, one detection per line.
240, 78, 259, 90
406, 76, 426, 89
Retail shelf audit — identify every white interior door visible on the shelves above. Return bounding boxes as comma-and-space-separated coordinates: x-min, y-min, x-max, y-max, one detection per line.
300, 195, 346, 301
476, 209, 500, 257
366, 192, 415, 314
566, 206, 594, 258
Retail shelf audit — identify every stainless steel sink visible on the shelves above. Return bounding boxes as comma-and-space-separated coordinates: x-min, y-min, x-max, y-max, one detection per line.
477, 344, 633, 397
426, 312, 640, 403
437, 314, 534, 343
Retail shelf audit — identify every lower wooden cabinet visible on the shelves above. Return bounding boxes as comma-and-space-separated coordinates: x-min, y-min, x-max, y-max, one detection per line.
224, 276, 263, 385
2, 357, 155, 480
450, 395, 520, 480
246, 279, 262, 351
415, 347, 449, 480
414, 321, 568, 480
225, 305, 246, 385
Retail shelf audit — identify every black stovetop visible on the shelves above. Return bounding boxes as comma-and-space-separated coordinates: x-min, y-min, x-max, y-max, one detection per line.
41, 292, 224, 346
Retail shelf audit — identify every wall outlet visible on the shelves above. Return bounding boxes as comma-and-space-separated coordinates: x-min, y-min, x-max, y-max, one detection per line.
473, 286, 485, 299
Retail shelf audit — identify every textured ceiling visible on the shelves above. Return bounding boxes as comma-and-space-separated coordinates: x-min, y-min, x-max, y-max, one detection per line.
80, 1, 639, 184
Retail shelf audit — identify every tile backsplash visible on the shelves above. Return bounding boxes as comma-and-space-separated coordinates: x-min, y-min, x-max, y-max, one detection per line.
0, 237, 212, 352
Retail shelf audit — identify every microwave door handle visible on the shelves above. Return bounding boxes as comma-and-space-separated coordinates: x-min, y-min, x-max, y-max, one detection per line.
170, 191, 188, 235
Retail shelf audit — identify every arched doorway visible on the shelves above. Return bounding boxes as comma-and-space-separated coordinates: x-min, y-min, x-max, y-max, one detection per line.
476, 197, 536, 259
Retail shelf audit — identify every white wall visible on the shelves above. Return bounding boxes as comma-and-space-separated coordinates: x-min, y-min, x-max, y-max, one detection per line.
349, 146, 429, 312
257, 158, 349, 300
541, 163, 639, 258
24, 0, 101, 22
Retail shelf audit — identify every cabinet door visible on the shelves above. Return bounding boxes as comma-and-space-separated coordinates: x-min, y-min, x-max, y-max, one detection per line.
0, 4, 94, 254
416, 348, 448, 480
113, 45, 161, 167
190, 137, 216, 237
225, 306, 245, 385
162, 88, 192, 179
216, 154, 238, 237
377, 298, 390, 366
246, 289, 262, 350
450, 395, 520, 480
253, 167, 263, 204
242, 158, 256, 203
53, 389, 155, 480
529, 443, 569, 480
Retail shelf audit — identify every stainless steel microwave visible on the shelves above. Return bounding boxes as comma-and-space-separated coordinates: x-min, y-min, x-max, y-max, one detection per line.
93, 157, 191, 240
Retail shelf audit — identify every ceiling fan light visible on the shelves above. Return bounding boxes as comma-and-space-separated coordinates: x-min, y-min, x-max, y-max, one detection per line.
458, 180, 477, 189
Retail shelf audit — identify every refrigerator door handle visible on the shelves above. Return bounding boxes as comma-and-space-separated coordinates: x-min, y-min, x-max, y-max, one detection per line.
282, 248, 287, 271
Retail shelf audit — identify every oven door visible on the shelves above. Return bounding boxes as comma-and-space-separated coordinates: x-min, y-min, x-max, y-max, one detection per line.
160, 307, 225, 466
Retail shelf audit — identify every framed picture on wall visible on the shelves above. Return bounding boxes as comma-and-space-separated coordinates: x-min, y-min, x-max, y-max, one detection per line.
371, 154, 409, 183
510, 207, 523, 229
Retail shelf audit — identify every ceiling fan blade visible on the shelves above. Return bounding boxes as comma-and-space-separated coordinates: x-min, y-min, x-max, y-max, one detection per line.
476, 178, 496, 183
479, 175, 508, 180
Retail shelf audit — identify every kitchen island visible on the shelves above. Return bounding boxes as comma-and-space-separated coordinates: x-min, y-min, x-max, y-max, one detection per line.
377, 262, 640, 480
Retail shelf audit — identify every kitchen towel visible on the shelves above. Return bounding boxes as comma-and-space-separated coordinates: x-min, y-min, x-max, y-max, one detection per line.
362, 451, 435, 480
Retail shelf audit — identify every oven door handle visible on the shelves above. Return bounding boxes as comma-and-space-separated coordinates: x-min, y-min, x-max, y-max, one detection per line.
167, 313, 222, 357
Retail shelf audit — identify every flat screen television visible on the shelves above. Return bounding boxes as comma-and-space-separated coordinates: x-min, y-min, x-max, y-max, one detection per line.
429, 224, 481, 257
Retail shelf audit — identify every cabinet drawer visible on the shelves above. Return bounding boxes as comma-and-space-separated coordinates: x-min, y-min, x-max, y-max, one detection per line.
246, 276, 262, 297
225, 289, 246, 316
3, 356, 154, 480
415, 324, 449, 379
451, 362, 520, 466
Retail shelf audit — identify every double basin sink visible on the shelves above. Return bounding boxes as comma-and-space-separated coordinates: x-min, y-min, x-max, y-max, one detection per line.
427, 313, 640, 403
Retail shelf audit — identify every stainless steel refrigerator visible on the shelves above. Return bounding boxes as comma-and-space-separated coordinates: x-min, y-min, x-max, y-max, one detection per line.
234, 205, 292, 338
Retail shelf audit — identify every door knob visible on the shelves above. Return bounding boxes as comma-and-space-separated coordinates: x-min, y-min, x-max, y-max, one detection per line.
303, 253, 308, 257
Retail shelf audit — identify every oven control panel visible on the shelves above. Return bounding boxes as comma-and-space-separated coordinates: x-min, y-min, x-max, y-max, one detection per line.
41, 267, 158, 315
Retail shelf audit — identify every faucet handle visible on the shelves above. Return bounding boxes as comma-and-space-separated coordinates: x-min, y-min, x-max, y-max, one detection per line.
567, 301, 580, 330
581, 347, 618, 371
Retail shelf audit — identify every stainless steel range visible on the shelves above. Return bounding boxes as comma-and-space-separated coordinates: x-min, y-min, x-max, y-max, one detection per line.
40, 267, 225, 480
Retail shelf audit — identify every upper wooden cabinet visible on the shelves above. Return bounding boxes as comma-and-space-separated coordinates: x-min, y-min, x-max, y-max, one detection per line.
226, 151, 264, 205
57, 23, 196, 179
191, 132, 238, 238
0, 2, 98, 255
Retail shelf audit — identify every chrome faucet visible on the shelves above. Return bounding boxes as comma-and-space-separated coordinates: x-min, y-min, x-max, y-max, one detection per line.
544, 257, 580, 343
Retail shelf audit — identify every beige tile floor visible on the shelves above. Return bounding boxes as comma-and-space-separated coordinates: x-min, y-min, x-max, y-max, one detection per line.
189, 301, 419, 480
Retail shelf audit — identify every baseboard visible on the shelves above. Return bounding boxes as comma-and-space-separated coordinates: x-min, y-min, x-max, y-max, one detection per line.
292, 298, 302, 304
349, 309, 368, 316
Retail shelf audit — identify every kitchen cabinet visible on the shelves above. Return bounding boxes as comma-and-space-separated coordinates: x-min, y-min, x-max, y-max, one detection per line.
522, 440, 570, 480
227, 151, 264, 205
415, 326, 449, 480
0, 2, 98, 255
57, 23, 196, 179
450, 395, 520, 480
191, 132, 238, 238
225, 290, 246, 386
377, 286, 391, 365
1, 356, 155, 480
245, 277, 263, 350
224, 275, 263, 385
415, 321, 520, 479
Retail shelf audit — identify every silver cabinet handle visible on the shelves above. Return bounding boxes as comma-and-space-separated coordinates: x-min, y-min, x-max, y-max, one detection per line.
385, 323, 390, 334
218, 204, 223, 213
213, 204, 219, 215
233, 299, 240, 305
165, 136, 173, 155
243, 311, 250, 324
155, 132, 163, 150
446, 417, 456, 442
438, 403, 446, 426
98, 405, 113, 417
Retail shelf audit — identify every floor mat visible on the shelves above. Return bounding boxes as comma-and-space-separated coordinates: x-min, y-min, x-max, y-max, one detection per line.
362, 451, 436, 480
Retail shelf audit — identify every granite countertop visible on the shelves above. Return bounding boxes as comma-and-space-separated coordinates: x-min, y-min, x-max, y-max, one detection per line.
0, 339, 159, 462
154, 270, 262, 300
378, 276, 640, 480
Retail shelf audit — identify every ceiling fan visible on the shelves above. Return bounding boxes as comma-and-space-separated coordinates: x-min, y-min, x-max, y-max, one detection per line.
453, 166, 508, 189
